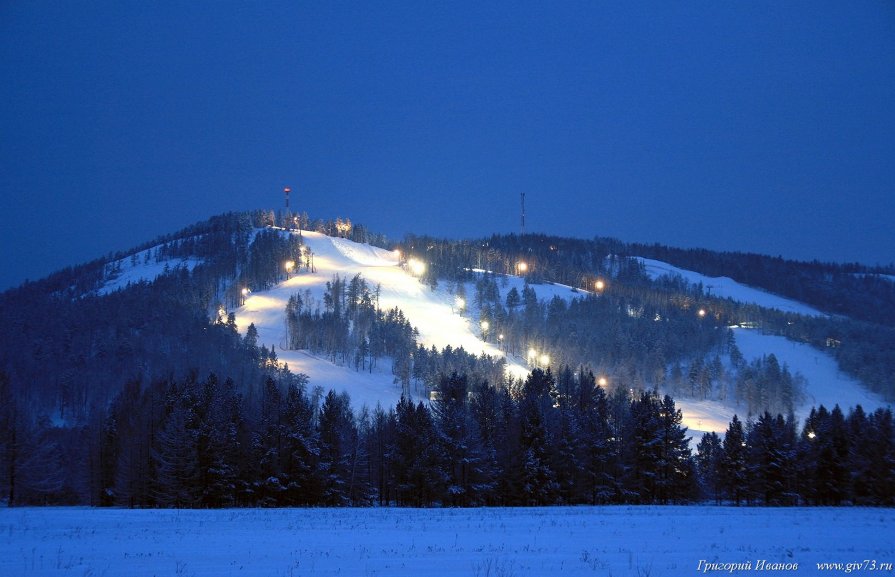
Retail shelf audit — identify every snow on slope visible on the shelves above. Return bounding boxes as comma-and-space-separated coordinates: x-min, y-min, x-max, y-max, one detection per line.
637, 256, 890, 437
234, 230, 585, 408
734, 329, 888, 417
98, 247, 202, 295
234, 230, 889, 433
636, 257, 825, 316
466, 259, 882, 437
678, 328, 891, 440
3, 506, 894, 577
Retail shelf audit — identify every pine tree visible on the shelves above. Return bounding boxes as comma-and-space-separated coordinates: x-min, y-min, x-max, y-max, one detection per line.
866, 408, 895, 505
746, 412, 791, 505
367, 404, 397, 506
194, 374, 242, 508
318, 390, 357, 506
109, 379, 154, 508
722, 415, 749, 505
656, 394, 694, 503
394, 398, 447, 506
431, 373, 496, 506
0, 371, 16, 505
575, 370, 615, 504
152, 383, 200, 507
517, 369, 558, 505
277, 382, 318, 505
253, 377, 286, 506
696, 432, 723, 503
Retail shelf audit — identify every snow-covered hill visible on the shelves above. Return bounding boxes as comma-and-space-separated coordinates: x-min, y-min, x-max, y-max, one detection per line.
680, 328, 890, 439
636, 257, 825, 316
635, 256, 890, 437
233, 230, 890, 436
98, 247, 202, 295
234, 230, 583, 409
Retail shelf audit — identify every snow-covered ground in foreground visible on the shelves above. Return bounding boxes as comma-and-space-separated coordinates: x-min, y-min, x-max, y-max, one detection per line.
636, 257, 826, 316
2, 506, 893, 577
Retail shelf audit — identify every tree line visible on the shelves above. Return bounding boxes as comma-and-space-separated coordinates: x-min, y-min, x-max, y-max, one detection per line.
696, 404, 895, 506
3, 364, 892, 507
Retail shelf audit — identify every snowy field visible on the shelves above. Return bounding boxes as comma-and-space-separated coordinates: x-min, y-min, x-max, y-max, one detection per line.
2, 506, 893, 577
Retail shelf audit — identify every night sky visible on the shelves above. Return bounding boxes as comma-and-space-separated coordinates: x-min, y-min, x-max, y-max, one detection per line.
2, 1, 893, 291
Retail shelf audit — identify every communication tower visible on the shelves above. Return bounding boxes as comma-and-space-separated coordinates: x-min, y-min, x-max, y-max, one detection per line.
284, 186, 292, 228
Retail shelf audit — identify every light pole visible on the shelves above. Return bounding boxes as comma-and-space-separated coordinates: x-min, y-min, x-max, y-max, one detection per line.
480, 320, 489, 341
408, 258, 426, 277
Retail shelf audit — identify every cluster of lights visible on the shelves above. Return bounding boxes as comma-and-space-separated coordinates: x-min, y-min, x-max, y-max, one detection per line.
527, 348, 550, 367
516, 261, 528, 274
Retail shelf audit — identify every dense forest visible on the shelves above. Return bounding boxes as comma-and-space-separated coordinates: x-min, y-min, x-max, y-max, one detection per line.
0, 210, 892, 507
2, 365, 891, 507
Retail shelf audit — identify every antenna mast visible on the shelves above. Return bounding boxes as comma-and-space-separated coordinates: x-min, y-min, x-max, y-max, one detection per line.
520, 192, 526, 235
284, 186, 292, 229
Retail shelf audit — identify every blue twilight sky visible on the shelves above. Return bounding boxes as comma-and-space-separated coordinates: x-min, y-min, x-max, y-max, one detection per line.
2, 1, 894, 291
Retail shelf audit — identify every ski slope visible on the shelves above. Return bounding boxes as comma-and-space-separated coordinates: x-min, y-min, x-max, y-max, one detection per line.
636, 257, 826, 316
635, 257, 889, 436
232, 230, 889, 434
234, 230, 583, 408
679, 328, 891, 440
